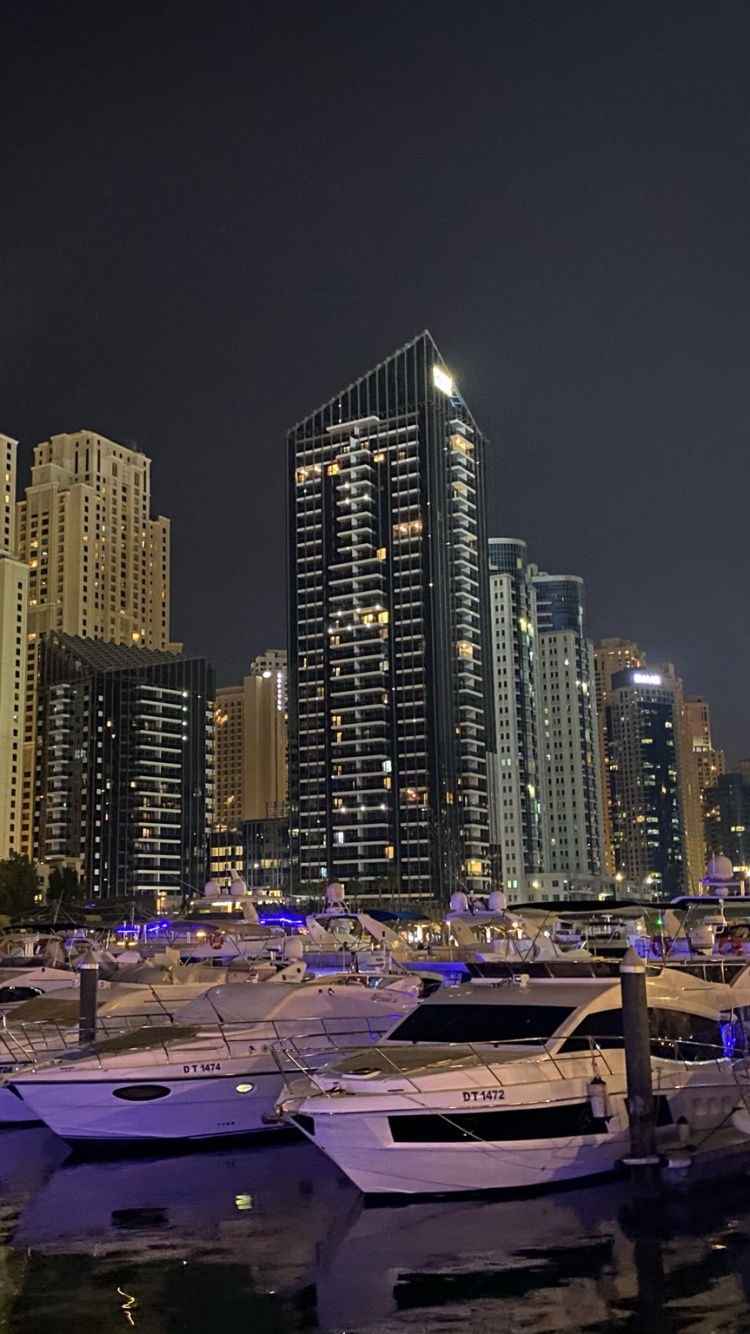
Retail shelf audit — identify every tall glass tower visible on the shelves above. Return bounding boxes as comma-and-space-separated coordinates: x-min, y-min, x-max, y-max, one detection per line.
606, 665, 685, 896
487, 539, 544, 892
287, 332, 492, 903
532, 572, 603, 878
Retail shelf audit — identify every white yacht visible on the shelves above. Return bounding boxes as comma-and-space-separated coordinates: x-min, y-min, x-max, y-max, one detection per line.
7, 976, 420, 1143
277, 968, 750, 1195
0, 959, 307, 1126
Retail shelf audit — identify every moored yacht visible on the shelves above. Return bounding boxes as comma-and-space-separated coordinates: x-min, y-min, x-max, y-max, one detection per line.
7, 975, 421, 1143
277, 967, 750, 1195
0, 959, 306, 1126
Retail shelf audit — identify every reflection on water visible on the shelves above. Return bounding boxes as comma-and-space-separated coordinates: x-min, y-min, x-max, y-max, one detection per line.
2, 1127, 750, 1331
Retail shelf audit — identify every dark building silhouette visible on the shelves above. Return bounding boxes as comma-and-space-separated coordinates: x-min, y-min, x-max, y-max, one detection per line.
34, 633, 214, 904
287, 332, 493, 902
703, 772, 750, 873
606, 666, 684, 896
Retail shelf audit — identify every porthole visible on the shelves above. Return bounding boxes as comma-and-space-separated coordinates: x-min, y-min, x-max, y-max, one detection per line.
235, 1083, 254, 1094
112, 1084, 172, 1101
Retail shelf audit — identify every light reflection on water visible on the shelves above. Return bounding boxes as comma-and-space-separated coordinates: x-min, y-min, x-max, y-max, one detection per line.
1, 1127, 750, 1331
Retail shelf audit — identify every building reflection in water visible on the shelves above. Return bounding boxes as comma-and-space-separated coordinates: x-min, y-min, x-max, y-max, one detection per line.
4, 1128, 750, 1331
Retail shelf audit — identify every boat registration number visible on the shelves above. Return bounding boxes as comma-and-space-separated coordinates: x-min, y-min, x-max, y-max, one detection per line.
182, 1063, 222, 1074
462, 1088, 505, 1103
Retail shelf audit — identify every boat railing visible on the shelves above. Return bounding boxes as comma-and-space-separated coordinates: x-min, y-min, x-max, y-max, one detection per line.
273, 1031, 630, 1099
0, 1009, 403, 1074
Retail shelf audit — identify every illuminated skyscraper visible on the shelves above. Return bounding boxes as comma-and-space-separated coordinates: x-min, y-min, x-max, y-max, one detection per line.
287, 332, 492, 902
34, 634, 213, 905
606, 665, 684, 895
214, 649, 287, 827
594, 638, 644, 874
0, 435, 28, 856
487, 539, 544, 895
15, 431, 172, 856
533, 573, 603, 878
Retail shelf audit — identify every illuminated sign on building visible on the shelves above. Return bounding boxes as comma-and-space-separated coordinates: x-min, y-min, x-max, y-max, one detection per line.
633, 672, 662, 686
432, 365, 453, 396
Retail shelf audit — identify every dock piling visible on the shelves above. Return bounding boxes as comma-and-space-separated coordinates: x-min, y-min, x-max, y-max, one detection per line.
620, 945, 659, 1183
79, 962, 99, 1045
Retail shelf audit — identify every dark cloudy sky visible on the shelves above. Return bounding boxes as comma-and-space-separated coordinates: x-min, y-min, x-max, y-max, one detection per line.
3, 1, 750, 754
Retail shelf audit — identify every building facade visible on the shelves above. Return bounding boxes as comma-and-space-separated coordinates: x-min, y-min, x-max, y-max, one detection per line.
486, 539, 544, 895
209, 817, 290, 892
594, 638, 644, 875
214, 650, 287, 829
0, 435, 28, 856
34, 634, 214, 904
287, 332, 493, 902
606, 665, 684, 895
703, 772, 750, 876
534, 573, 603, 880
15, 431, 172, 857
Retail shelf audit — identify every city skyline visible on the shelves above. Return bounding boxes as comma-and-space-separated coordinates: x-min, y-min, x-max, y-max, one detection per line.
3, 6, 750, 755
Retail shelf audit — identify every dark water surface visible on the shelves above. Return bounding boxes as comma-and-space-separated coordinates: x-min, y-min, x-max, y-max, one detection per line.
2, 1127, 750, 1332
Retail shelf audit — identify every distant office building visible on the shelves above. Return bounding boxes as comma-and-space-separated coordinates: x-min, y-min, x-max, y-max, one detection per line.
209, 816, 289, 892
214, 650, 287, 828
0, 435, 28, 857
16, 431, 173, 857
682, 697, 725, 794
606, 665, 684, 895
679, 695, 724, 892
534, 572, 603, 880
487, 539, 544, 895
287, 331, 492, 902
594, 638, 644, 875
34, 634, 214, 904
703, 772, 750, 876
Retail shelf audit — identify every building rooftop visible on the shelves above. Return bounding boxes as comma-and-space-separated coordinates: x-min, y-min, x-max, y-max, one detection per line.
48, 633, 194, 673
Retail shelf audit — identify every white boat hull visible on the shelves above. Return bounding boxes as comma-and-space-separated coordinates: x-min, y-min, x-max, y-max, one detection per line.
285, 1062, 742, 1195
12, 1063, 285, 1142
296, 1104, 629, 1194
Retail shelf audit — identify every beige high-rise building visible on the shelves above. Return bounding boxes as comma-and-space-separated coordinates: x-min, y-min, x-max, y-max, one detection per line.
682, 697, 725, 795
0, 436, 28, 857
594, 638, 644, 877
681, 695, 725, 882
15, 430, 171, 856
214, 650, 287, 828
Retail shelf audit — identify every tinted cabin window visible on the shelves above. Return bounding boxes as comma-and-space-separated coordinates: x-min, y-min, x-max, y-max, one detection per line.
0, 986, 43, 1004
386, 1004, 575, 1045
562, 1006, 732, 1061
560, 1008, 624, 1052
648, 1009, 725, 1062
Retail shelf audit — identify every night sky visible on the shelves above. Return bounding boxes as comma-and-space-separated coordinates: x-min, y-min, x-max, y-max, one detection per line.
4, 2, 750, 753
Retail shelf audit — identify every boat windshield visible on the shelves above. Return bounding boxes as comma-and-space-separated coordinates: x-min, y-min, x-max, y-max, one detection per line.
63, 1024, 200, 1060
385, 1003, 575, 1045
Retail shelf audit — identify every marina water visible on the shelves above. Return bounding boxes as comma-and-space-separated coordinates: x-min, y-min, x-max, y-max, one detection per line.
3, 1126, 750, 1331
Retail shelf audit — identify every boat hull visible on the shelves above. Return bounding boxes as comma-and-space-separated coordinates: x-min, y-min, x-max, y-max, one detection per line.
296, 1105, 629, 1194
286, 1065, 742, 1195
11, 1066, 285, 1142
0, 1084, 42, 1125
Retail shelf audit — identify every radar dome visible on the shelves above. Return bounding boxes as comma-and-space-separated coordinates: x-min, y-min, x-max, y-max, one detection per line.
488, 890, 507, 912
449, 892, 469, 913
229, 877, 248, 898
326, 882, 346, 903
203, 880, 221, 898
707, 855, 734, 882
